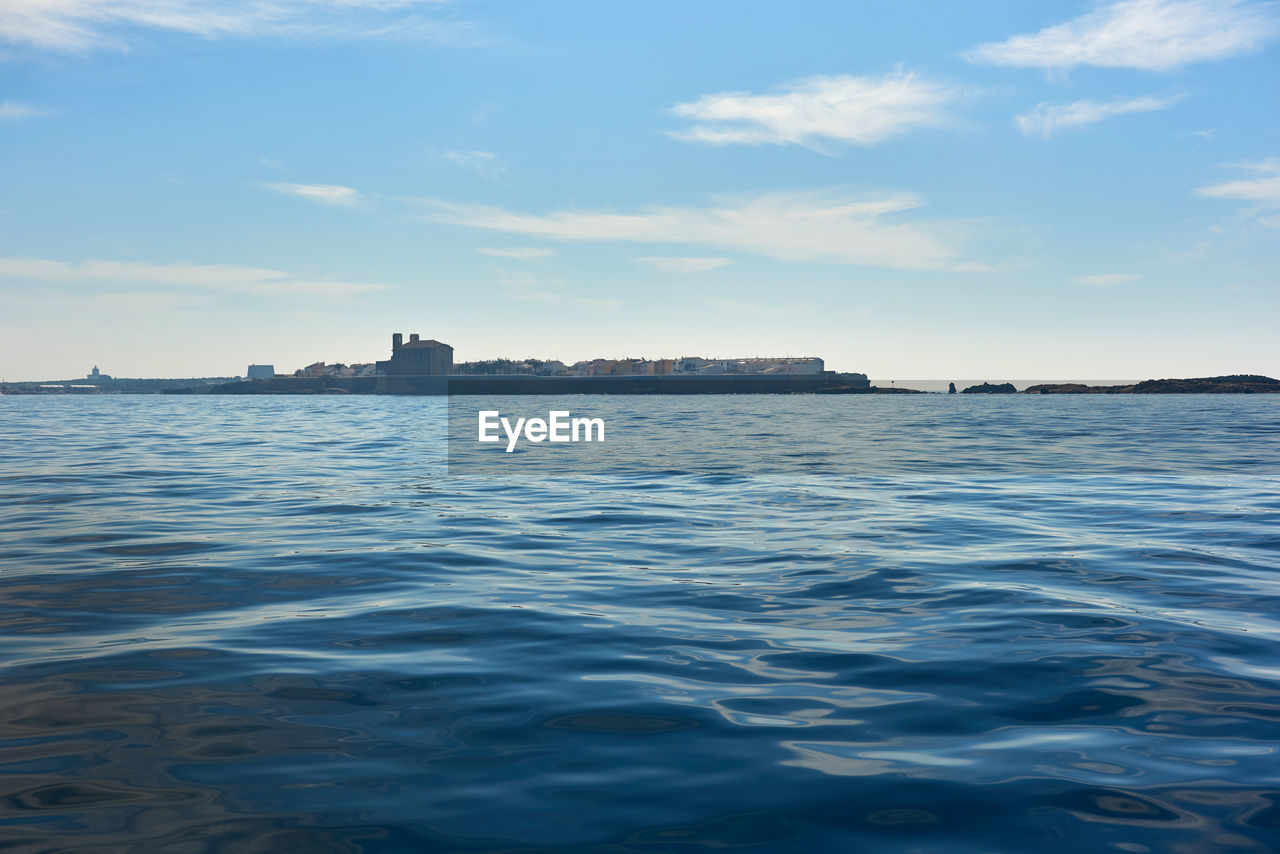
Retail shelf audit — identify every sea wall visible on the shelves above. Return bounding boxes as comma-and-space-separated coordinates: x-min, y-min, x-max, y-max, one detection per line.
210, 372, 870, 395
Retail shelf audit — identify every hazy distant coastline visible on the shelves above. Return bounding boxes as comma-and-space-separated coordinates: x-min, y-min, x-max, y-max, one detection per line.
5, 374, 1279, 396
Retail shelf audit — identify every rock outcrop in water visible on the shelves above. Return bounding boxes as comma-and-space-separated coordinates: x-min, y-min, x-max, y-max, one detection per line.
1024, 375, 1280, 394
961, 382, 1017, 394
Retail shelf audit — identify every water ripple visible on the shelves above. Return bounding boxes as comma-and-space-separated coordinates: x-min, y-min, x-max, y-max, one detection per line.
0, 395, 1278, 852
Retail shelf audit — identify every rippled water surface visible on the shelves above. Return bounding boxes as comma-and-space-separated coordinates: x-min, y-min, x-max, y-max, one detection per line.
2, 395, 1279, 853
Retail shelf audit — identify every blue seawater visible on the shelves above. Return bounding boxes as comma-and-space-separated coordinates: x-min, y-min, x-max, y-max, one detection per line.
1, 395, 1278, 853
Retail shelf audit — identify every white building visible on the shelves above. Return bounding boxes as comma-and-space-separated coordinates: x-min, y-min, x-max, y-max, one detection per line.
675, 357, 712, 373
674, 356, 824, 375
737, 357, 825, 374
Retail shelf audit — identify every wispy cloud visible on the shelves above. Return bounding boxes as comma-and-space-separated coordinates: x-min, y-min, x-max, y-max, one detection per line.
1195, 159, 1280, 225
0, 257, 391, 298
0, 0, 472, 53
669, 71, 962, 149
1196, 159, 1280, 203
477, 247, 556, 259
0, 100, 46, 120
439, 149, 507, 180
633, 256, 733, 274
491, 268, 614, 307
1016, 93, 1184, 137
266, 183, 362, 206
1075, 273, 1143, 287
420, 191, 979, 272
965, 0, 1279, 71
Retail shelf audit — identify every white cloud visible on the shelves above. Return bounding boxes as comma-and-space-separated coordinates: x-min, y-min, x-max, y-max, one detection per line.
1196, 159, 1280, 204
0, 100, 45, 120
633, 256, 733, 274
1075, 273, 1143, 287
266, 182, 361, 206
440, 149, 506, 180
0, 0, 470, 53
965, 0, 1280, 71
477, 246, 556, 259
0, 257, 391, 298
421, 191, 977, 272
669, 71, 961, 148
1195, 159, 1280, 224
1016, 93, 1184, 137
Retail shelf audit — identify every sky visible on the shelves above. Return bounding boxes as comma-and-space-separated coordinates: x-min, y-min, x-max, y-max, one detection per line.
1, 0, 1278, 381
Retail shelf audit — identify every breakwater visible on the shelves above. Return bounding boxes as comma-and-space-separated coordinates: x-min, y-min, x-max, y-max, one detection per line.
209, 372, 872, 395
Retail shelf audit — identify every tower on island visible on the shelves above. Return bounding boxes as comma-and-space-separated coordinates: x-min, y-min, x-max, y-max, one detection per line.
376, 333, 453, 376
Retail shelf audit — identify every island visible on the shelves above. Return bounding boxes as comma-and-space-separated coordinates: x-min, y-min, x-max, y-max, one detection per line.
5, 334, 1276, 397
1023, 375, 1280, 394
206, 332, 879, 395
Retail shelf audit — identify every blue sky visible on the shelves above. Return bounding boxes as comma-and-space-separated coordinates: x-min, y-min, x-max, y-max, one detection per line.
1, 0, 1277, 380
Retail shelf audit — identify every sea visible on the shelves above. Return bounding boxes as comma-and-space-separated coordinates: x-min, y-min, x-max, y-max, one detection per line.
1, 394, 1278, 853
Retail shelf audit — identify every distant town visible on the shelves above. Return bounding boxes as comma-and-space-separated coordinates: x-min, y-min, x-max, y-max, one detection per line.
0, 333, 839, 395
4, 333, 1276, 395
249, 333, 825, 381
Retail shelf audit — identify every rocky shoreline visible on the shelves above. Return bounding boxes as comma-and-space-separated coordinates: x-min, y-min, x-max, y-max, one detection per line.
1022, 375, 1280, 394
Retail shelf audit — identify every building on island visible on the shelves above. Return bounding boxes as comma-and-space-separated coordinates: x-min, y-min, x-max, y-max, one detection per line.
740, 357, 824, 374
291, 361, 379, 378
675, 357, 711, 374
452, 359, 567, 376
272, 334, 829, 383
565, 358, 675, 377
375, 333, 453, 376
674, 357, 823, 375
87, 366, 112, 382
648, 359, 674, 375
